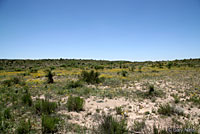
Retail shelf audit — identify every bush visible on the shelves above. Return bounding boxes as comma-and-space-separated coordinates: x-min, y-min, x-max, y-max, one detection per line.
66, 96, 84, 112
95, 65, 104, 70
132, 120, 146, 132
148, 85, 155, 95
16, 120, 31, 134
22, 93, 32, 106
80, 70, 101, 84
35, 99, 57, 115
121, 70, 128, 77
2, 77, 21, 87
3, 108, 11, 119
158, 103, 175, 116
42, 115, 60, 134
67, 81, 83, 89
46, 70, 54, 84
97, 115, 128, 134
115, 106, 123, 115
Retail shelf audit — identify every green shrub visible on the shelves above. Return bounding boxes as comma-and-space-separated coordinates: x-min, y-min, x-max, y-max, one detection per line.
67, 81, 83, 89
29, 68, 38, 73
2, 77, 21, 86
35, 99, 57, 115
16, 119, 31, 134
121, 70, 128, 77
148, 85, 155, 95
80, 70, 101, 84
115, 106, 123, 115
172, 94, 180, 104
66, 96, 84, 112
97, 115, 128, 134
22, 93, 32, 106
42, 115, 60, 134
46, 70, 54, 84
158, 103, 175, 116
132, 120, 146, 132
95, 65, 104, 70
3, 108, 11, 119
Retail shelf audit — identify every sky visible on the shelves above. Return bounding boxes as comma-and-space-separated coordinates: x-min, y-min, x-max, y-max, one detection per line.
0, 0, 200, 61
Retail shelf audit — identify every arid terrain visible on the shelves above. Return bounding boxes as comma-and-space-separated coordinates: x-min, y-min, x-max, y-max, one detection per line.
0, 59, 200, 134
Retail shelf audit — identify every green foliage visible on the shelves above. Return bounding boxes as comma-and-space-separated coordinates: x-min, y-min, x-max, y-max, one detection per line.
97, 115, 128, 134
138, 66, 142, 73
121, 70, 128, 77
148, 85, 155, 95
189, 95, 200, 106
158, 103, 175, 116
95, 65, 104, 70
115, 106, 123, 115
2, 77, 21, 87
35, 99, 57, 115
66, 96, 85, 112
29, 68, 38, 73
22, 93, 32, 106
166, 62, 173, 69
80, 70, 101, 84
172, 94, 180, 104
46, 70, 54, 84
16, 120, 31, 134
3, 108, 11, 119
132, 120, 146, 132
67, 81, 83, 89
42, 115, 60, 134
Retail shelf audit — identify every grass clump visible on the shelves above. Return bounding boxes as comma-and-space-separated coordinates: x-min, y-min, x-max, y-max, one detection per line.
67, 80, 83, 89
2, 77, 21, 87
80, 70, 101, 84
115, 106, 123, 115
97, 115, 128, 134
3, 108, 11, 119
158, 103, 175, 116
46, 70, 54, 84
35, 99, 57, 115
16, 119, 31, 134
132, 120, 146, 132
42, 115, 60, 134
66, 96, 85, 112
22, 93, 32, 106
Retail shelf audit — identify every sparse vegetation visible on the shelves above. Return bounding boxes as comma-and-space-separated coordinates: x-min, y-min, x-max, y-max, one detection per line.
97, 115, 128, 134
66, 96, 85, 112
0, 58, 199, 133
42, 115, 60, 134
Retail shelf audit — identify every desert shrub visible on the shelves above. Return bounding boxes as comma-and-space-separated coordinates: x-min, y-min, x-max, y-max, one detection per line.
2, 77, 21, 87
80, 70, 101, 84
46, 70, 54, 84
121, 70, 128, 77
166, 62, 173, 69
16, 119, 31, 134
158, 103, 175, 116
42, 115, 60, 134
67, 81, 83, 89
172, 94, 180, 104
66, 96, 84, 112
189, 95, 200, 106
0, 67, 3, 70
22, 92, 32, 106
115, 106, 123, 115
138, 66, 142, 73
132, 120, 146, 132
148, 85, 155, 95
95, 65, 104, 70
97, 115, 128, 134
29, 68, 38, 73
35, 99, 57, 115
3, 108, 11, 119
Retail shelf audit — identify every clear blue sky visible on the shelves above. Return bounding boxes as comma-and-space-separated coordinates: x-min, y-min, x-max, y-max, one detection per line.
0, 0, 200, 61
